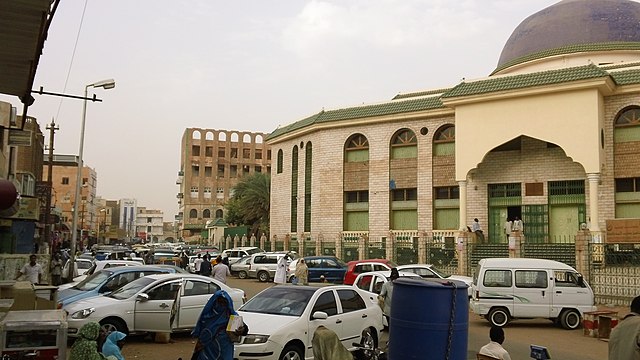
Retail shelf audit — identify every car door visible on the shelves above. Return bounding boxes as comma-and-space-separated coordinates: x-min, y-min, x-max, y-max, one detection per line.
134, 279, 182, 332
306, 258, 323, 281
512, 269, 551, 318
176, 279, 221, 329
306, 289, 341, 359
336, 289, 371, 349
323, 258, 343, 282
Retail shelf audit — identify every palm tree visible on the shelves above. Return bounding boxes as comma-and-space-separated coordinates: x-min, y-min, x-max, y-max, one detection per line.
225, 172, 270, 235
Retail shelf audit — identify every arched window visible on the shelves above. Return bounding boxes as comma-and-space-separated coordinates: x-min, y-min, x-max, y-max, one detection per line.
304, 142, 312, 232
390, 129, 417, 159
218, 132, 227, 141
243, 134, 252, 143
192, 130, 201, 140
215, 209, 224, 218
189, 209, 198, 218
433, 124, 455, 155
231, 132, 239, 142
255, 134, 263, 144
344, 134, 369, 162
205, 132, 214, 140
614, 106, 640, 143
203, 209, 211, 218
277, 149, 284, 174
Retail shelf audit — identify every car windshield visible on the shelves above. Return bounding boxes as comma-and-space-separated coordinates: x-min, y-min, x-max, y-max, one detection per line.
240, 286, 316, 317
429, 266, 449, 278
247, 248, 264, 256
77, 261, 93, 269
74, 270, 113, 291
109, 277, 155, 300
84, 263, 97, 276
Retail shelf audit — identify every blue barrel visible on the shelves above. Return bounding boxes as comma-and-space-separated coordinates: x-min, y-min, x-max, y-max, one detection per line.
388, 278, 468, 360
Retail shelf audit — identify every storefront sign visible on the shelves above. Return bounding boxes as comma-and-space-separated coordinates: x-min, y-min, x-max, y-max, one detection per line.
606, 219, 640, 243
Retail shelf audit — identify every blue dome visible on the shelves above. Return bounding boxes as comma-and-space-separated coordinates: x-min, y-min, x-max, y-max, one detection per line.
497, 0, 640, 70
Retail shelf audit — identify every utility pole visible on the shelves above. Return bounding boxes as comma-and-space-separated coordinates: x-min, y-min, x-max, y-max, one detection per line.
44, 119, 58, 248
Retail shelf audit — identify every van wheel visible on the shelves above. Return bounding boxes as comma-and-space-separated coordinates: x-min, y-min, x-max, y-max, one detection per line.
488, 308, 510, 327
560, 309, 581, 330
258, 271, 270, 282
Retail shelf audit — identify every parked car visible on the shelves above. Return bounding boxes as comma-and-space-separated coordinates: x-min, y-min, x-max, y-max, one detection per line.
222, 247, 264, 265
470, 258, 596, 329
343, 258, 398, 285
58, 265, 186, 308
230, 256, 252, 279
61, 258, 94, 280
234, 284, 383, 360
248, 252, 298, 282
65, 273, 246, 336
396, 264, 474, 297
287, 256, 348, 283
352, 270, 422, 326
59, 260, 144, 290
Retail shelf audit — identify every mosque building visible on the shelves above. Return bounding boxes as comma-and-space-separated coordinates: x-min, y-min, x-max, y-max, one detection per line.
266, 0, 640, 268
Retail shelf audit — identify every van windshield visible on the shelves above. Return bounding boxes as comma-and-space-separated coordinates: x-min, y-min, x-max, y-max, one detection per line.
247, 248, 264, 255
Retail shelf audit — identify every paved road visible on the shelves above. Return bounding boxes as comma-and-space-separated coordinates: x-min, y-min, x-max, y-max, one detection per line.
118, 276, 610, 360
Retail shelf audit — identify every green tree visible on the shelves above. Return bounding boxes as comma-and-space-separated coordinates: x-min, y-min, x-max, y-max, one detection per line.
224, 172, 270, 235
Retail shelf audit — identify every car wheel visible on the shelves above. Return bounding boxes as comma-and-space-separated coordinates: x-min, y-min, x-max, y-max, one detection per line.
238, 271, 248, 279
356, 328, 377, 360
100, 317, 127, 335
279, 344, 304, 360
258, 271, 270, 283
288, 275, 296, 283
560, 309, 581, 330
488, 307, 510, 327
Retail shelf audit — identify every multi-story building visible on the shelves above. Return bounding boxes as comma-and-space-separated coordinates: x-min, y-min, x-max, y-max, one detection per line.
177, 128, 272, 242
267, 1, 640, 254
119, 198, 137, 241
43, 154, 98, 248
135, 207, 164, 243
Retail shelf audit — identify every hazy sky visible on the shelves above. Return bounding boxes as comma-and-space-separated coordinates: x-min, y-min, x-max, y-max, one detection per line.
1, 0, 560, 221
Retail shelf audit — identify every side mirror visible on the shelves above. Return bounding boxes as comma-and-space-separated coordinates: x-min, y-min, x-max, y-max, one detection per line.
137, 293, 150, 302
312, 311, 328, 320
577, 274, 585, 287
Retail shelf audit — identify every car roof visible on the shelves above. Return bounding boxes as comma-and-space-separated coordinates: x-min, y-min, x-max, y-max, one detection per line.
224, 247, 261, 251
95, 265, 180, 274
142, 273, 214, 281
478, 258, 576, 270
355, 270, 421, 279
348, 259, 391, 265
397, 264, 434, 269
94, 260, 141, 265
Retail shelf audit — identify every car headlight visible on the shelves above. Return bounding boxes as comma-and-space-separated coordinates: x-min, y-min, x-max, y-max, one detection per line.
71, 308, 95, 319
242, 334, 270, 344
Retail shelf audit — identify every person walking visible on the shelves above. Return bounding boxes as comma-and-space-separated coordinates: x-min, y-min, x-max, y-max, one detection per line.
16, 254, 43, 284
295, 258, 309, 285
200, 254, 212, 277
504, 218, 512, 242
274, 253, 289, 284
479, 326, 511, 360
379, 268, 399, 326
609, 295, 640, 359
50, 253, 63, 286
194, 254, 203, 275
212, 258, 231, 284
191, 290, 247, 360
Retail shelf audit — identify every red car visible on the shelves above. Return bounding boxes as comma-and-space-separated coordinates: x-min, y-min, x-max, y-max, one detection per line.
343, 258, 398, 285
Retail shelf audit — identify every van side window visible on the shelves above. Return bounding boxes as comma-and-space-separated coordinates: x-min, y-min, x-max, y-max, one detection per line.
554, 271, 582, 287
515, 270, 548, 288
483, 270, 512, 287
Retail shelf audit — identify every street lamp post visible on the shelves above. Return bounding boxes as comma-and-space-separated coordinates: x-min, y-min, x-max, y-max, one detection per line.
69, 79, 115, 275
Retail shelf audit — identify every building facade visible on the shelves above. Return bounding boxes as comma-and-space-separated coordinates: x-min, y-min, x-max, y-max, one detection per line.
266, 0, 640, 304
135, 207, 164, 243
177, 128, 271, 242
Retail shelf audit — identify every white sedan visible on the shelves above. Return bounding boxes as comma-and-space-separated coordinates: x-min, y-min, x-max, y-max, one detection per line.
396, 263, 474, 297
65, 273, 245, 336
234, 284, 383, 360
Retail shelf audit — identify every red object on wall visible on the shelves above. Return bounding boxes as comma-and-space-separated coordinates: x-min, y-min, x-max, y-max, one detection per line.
0, 179, 18, 210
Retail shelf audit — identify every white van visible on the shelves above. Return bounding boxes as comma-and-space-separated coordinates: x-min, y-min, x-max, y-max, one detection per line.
470, 258, 596, 330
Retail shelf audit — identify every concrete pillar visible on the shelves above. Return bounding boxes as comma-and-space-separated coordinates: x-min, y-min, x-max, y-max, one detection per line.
386, 231, 395, 261
358, 236, 366, 260
233, 235, 239, 248
225, 235, 231, 250
458, 180, 468, 232
418, 231, 428, 264
241, 234, 248, 247
271, 235, 277, 252
250, 234, 256, 247
284, 234, 290, 252
587, 173, 601, 232
259, 233, 266, 249
298, 233, 305, 256
508, 231, 523, 258
575, 229, 591, 280
336, 233, 343, 260
316, 233, 323, 257
456, 231, 469, 276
